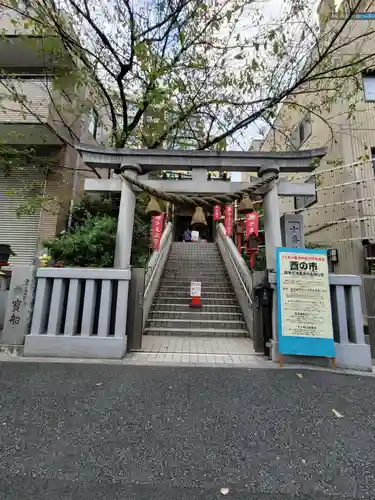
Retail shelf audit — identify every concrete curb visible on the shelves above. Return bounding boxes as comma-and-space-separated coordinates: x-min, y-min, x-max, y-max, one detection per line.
0, 354, 374, 377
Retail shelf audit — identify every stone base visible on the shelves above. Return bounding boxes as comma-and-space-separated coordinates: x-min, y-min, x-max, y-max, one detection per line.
334, 342, 372, 372
24, 336, 127, 359
271, 341, 373, 372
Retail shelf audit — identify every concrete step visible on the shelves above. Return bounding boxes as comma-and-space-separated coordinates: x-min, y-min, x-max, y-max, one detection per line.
163, 271, 228, 278
148, 311, 243, 321
165, 267, 225, 272
168, 255, 220, 258
152, 296, 239, 305
161, 280, 231, 287
166, 255, 222, 260
167, 258, 221, 261
167, 254, 220, 257
151, 303, 242, 313
147, 319, 246, 330
168, 252, 221, 256
155, 291, 236, 299
144, 327, 248, 337
162, 278, 228, 283
169, 248, 219, 252
158, 285, 233, 294
164, 265, 226, 271
166, 256, 223, 260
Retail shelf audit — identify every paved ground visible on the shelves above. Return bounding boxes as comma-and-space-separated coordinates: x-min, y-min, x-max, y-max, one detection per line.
127, 335, 266, 366
0, 363, 375, 499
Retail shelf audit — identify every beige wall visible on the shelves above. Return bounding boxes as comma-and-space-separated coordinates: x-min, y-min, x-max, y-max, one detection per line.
0, 4, 109, 261
258, 6, 375, 274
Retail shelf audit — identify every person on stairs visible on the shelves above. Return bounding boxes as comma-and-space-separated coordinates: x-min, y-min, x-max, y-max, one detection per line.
183, 227, 191, 242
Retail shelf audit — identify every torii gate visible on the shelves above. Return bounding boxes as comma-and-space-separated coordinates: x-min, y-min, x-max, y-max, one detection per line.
76, 145, 326, 270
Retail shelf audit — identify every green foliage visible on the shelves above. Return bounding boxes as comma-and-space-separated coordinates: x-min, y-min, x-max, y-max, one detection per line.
131, 193, 151, 268
2, 0, 373, 245
4, 0, 370, 156
44, 215, 117, 268
43, 193, 151, 268
71, 194, 120, 225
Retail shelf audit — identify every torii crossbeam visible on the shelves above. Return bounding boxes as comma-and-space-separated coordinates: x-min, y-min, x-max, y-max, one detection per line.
76, 145, 327, 270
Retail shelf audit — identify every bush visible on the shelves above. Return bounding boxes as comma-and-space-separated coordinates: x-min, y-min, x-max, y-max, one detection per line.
71, 194, 120, 225
44, 215, 117, 267
131, 193, 151, 267
44, 193, 153, 268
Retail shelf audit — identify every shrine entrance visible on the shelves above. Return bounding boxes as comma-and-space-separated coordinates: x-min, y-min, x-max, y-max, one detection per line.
173, 205, 214, 242
72, 145, 327, 361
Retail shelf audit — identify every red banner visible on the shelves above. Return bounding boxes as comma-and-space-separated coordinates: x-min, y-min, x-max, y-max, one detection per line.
224, 205, 233, 237
246, 212, 259, 240
152, 213, 165, 251
213, 205, 221, 221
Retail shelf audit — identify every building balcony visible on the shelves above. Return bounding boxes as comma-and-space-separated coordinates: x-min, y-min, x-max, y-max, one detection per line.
0, 78, 68, 145
0, 7, 73, 70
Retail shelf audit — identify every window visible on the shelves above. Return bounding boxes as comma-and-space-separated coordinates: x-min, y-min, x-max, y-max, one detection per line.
371, 147, 375, 171
363, 73, 375, 101
299, 121, 305, 144
88, 108, 99, 139
294, 175, 317, 210
289, 113, 312, 149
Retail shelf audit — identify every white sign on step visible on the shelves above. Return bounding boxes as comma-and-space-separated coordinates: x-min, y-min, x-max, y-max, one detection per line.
190, 281, 201, 297
191, 231, 199, 242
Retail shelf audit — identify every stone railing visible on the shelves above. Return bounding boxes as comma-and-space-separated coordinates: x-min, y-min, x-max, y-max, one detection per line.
359, 274, 375, 358
143, 222, 173, 328
217, 223, 254, 339
329, 274, 372, 371
0, 271, 11, 331
24, 267, 131, 359
268, 273, 372, 371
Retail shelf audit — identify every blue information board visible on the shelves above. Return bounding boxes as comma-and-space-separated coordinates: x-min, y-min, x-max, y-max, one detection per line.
276, 247, 335, 358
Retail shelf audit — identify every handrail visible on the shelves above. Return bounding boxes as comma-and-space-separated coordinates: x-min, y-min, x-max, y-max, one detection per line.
143, 222, 173, 330
225, 241, 253, 305
217, 223, 255, 341
217, 223, 253, 304
144, 222, 172, 296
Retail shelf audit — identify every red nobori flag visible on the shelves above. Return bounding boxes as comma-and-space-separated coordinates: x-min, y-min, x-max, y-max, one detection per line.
152, 213, 164, 251
213, 205, 221, 221
224, 205, 233, 237
245, 212, 259, 240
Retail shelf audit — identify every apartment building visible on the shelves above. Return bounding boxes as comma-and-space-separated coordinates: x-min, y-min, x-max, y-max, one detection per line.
244, 0, 375, 275
0, 5, 105, 267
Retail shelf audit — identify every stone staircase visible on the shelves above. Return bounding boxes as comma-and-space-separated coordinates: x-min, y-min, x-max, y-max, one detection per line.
144, 242, 249, 337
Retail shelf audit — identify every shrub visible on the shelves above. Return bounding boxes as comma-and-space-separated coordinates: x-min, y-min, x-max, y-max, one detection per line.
44, 215, 117, 267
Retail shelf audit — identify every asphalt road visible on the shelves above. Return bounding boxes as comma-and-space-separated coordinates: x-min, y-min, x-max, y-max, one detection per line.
0, 363, 374, 499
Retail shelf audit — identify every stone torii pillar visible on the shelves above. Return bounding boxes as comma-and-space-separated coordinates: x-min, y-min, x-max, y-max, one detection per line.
258, 164, 282, 271
115, 164, 141, 268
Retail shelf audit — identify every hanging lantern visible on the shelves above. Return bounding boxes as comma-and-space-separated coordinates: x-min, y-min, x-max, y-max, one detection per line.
145, 197, 163, 216
191, 206, 207, 227
238, 196, 254, 214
